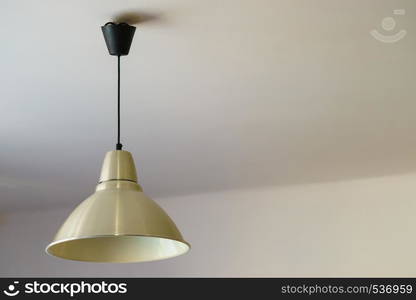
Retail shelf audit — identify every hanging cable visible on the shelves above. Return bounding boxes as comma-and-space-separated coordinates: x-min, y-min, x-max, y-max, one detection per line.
116, 55, 122, 150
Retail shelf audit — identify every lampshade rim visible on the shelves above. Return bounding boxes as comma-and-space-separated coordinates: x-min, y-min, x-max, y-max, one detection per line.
45, 234, 191, 263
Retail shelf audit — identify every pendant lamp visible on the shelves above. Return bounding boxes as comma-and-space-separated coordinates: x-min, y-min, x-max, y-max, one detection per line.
45, 22, 190, 262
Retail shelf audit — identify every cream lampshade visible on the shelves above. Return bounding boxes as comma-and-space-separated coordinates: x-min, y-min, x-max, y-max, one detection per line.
46, 150, 190, 262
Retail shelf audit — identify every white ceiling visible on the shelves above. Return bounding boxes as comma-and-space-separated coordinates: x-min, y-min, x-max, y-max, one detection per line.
1, 0, 415, 211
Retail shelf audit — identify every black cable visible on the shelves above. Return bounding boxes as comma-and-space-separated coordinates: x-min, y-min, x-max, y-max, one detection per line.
116, 55, 122, 150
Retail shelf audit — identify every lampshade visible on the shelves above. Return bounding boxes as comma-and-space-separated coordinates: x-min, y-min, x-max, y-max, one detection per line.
46, 150, 190, 262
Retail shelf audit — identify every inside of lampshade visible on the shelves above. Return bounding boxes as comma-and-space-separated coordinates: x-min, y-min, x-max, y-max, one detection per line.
46, 235, 190, 263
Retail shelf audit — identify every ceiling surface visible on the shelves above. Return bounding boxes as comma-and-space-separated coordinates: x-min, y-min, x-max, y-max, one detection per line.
1, 0, 415, 211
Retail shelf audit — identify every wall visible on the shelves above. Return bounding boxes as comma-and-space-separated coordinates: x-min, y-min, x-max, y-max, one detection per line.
1, 172, 416, 277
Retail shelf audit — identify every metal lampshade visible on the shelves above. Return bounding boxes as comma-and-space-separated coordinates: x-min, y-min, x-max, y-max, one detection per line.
46, 150, 190, 262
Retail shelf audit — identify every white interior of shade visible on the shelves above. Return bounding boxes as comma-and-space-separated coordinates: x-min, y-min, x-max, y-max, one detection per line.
46, 236, 190, 263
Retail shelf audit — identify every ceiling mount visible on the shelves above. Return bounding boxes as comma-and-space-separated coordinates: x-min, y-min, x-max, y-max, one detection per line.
101, 22, 136, 56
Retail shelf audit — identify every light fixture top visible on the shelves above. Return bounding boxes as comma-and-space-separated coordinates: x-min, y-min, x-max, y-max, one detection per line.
101, 22, 136, 56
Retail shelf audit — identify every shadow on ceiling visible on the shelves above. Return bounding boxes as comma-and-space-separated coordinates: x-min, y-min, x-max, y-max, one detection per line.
112, 11, 165, 25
